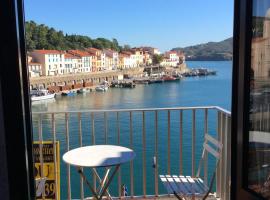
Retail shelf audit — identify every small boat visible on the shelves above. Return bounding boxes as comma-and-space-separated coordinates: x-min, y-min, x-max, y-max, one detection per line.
148, 78, 163, 84
31, 89, 55, 101
77, 88, 91, 93
62, 90, 77, 96
162, 75, 178, 82
95, 85, 108, 92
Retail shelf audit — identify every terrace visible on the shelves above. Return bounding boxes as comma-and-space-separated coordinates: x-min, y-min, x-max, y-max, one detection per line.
32, 106, 231, 200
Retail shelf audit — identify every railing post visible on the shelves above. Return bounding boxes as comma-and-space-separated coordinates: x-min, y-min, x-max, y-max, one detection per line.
91, 112, 96, 193
52, 113, 59, 200
204, 109, 208, 185
78, 113, 84, 200
192, 109, 196, 177
167, 110, 171, 175
117, 112, 122, 198
129, 112, 134, 198
179, 110, 183, 175
154, 110, 159, 197
65, 113, 71, 200
38, 114, 45, 200
216, 111, 222, 198
142, 111, 146, 197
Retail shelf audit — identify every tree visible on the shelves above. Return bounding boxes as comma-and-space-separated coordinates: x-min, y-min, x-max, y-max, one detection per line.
152, 54, 164, 65
122, 45, 131, 51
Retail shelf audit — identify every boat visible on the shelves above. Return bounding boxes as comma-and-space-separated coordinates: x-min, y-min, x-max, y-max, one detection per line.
31, 89, 55, 101
77, 88, 92, 93
148, 78, 163, 84
95, 85, 108, 92
62, 90, 77, 96
162, 75, 178, 82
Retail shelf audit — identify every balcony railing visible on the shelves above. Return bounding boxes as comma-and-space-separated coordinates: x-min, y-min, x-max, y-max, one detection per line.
32, 106, 231, 200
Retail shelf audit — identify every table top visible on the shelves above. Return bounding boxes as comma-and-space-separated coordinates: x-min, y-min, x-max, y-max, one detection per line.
63, 145, 135, 167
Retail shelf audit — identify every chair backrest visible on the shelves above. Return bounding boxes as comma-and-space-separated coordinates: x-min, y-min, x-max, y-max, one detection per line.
35, 177, 47, 197
196, 133, 223, 178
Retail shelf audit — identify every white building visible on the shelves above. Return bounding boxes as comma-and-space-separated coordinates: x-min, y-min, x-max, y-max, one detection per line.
28, 62, 42, 77
64, 53, 81, 74
160, 51, 180, 67
103, 49, 119, 70
30, 50, 65, 76
67, 50, 92, 73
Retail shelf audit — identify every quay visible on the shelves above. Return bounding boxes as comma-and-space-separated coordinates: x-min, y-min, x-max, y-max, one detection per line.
29, 67, 144, 89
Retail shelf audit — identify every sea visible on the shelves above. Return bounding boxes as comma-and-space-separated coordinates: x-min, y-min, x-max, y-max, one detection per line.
31, 61, 232, 199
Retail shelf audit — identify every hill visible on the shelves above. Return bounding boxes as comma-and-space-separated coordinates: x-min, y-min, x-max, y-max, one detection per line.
25, 21, 125, 52
172, 37, 233, 61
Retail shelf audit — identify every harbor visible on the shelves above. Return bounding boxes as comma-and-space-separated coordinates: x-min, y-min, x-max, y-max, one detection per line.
31, 61, 232, 198
30, 65, 217, 100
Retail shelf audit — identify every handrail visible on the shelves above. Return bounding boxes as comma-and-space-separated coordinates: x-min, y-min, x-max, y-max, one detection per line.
32, 105, 231, 115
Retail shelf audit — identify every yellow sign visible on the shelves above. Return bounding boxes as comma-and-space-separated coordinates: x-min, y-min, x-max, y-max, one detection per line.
33, 141, 60, 200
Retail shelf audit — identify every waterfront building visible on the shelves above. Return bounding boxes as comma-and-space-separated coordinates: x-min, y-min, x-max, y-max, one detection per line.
160, 51, 180, 67
130, 48, 144, 67
85, 48, 103, 72
67, 50, 92, 73
103, 49, 119, 70
141, 46, 161, 55
119, 52, 133, 69
28, 62, 42, 77
30, 50, 65, 76
64, 53, 81, 74
143, 51, 153, 66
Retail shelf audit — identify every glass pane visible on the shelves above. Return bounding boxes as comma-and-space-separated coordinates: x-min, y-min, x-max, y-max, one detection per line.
249, 0, 270, 198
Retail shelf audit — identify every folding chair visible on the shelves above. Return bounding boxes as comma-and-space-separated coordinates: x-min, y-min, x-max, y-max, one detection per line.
160, 133, 223, 200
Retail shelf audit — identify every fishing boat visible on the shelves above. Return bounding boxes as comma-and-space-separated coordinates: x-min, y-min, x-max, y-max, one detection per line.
95, 85, 108, 92
31, 89, 55, 101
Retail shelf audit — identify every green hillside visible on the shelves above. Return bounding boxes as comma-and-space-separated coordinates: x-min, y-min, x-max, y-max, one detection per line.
25, 21, 124, 51
172, 37, 233, 61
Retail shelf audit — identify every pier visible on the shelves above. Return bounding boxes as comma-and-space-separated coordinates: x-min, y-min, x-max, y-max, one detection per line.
29, 67, 144, 89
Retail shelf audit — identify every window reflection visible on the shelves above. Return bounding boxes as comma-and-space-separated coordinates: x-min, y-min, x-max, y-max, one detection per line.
249, 1, 270, 198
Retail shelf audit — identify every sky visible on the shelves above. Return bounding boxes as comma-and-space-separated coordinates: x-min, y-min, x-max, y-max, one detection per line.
24, 0, 234, 52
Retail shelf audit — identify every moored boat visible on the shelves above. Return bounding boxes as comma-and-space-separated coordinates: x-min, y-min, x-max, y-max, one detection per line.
62, 90, 77, 96
31, 89, 55, 101
95, 85, 108, 92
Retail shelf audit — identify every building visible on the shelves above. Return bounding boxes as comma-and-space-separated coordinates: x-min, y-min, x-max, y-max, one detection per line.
64, 53, 81, 74
130, 48, 144, 67
85, 48, 103, 72
160, 51, 180, 67
30, 50, 65, 76
28, 62, 42, 77
67, 50, 92, 73
103, 49, 119, 70
119, 52, 134, 69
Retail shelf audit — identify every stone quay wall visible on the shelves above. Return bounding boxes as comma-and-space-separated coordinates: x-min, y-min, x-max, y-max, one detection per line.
30, 67, 144, 89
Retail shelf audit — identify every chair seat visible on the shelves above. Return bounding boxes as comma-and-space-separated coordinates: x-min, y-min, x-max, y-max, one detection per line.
160, 175, 209, 197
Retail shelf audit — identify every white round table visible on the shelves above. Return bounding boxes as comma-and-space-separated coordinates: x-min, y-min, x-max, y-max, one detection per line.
63, 145, 135, 200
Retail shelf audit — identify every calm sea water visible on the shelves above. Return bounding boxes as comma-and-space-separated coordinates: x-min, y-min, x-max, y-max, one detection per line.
32, 61, 232, 199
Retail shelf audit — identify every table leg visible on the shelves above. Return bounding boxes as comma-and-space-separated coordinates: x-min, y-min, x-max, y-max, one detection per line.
78, 165, 120, 200
77, 167, 99, 200
93, 168, 112, 199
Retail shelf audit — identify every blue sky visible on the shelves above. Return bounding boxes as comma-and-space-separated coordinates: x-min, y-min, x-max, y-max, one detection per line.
24, 0, 234, 52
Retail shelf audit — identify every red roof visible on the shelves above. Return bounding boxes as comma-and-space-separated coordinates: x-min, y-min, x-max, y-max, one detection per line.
33, 50, 64, 54
64, 53, 80, 59
68, 50, 92, 57
86, 48, 101, 53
